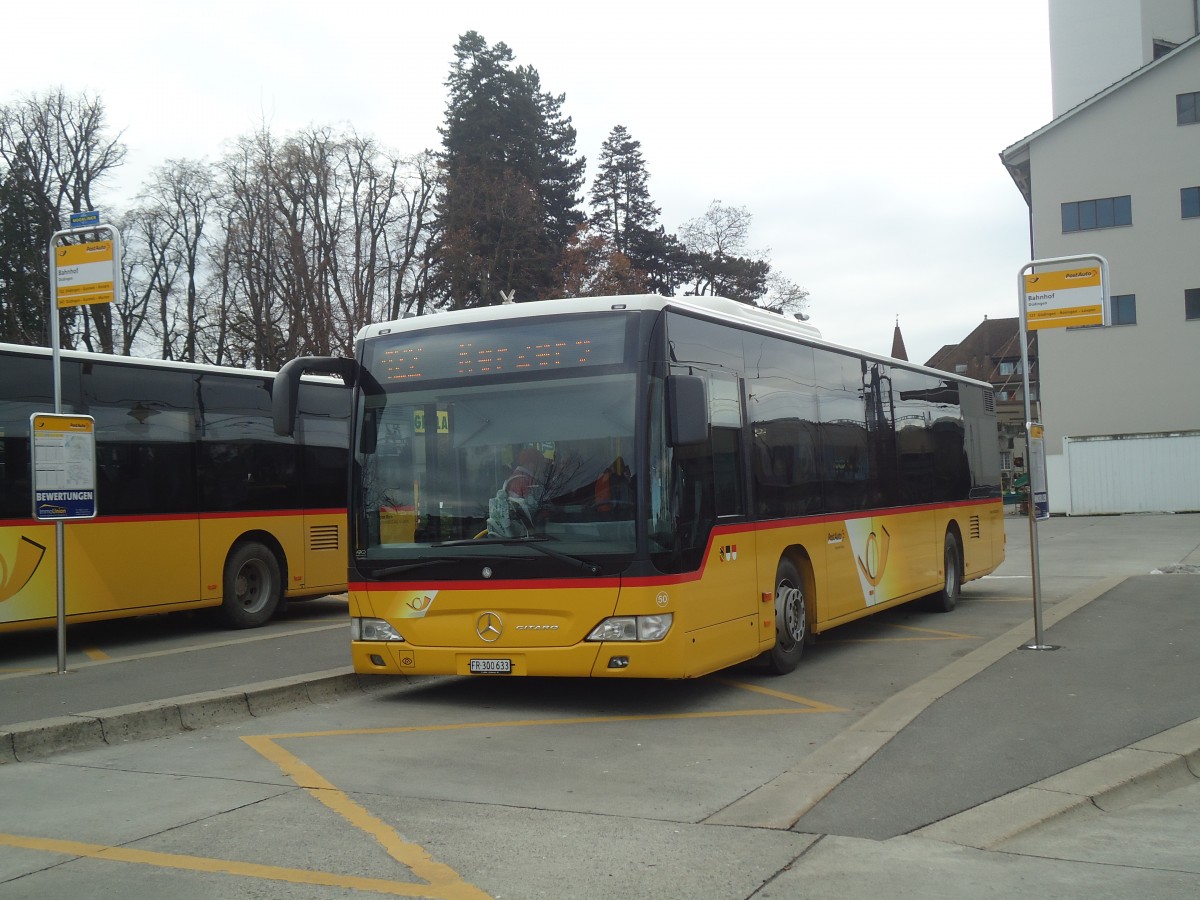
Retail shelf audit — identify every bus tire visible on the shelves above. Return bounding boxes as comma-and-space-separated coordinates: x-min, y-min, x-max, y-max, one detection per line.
928, 531, 962, 613
220, 541, 282, 629
767, 557, 808, 675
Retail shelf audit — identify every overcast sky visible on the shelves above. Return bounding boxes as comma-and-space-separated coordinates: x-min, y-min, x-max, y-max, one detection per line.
3, 0, 1052, 366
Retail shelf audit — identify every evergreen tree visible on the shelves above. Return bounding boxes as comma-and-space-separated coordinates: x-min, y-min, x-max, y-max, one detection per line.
588, 126, 684, 296
589, 126, 656, 254
0, 159, 50, 344
431, 32, 585, 309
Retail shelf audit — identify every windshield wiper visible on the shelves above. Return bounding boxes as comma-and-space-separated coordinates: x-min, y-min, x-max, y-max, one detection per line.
364, 559, 455, 579
432, 536, 602, 575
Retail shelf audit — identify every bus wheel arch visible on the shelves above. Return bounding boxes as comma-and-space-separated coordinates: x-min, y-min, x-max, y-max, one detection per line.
927, 524, 963, 613
766, 550, 814, 676
219, 535, 285, 629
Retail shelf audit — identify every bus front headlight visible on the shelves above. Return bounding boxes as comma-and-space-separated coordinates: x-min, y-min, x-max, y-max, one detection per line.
351, 617, 405, 642
586, 613, 673, 642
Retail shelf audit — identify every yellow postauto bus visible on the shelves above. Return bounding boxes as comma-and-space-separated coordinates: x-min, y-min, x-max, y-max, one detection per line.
0, 343, 348, 632
274, 295, 1005, 678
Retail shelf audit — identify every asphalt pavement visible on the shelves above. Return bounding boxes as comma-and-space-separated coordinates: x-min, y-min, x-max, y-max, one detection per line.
2, 513, 1199, 898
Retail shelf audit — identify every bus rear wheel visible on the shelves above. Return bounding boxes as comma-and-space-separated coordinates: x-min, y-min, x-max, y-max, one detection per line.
220, 541, 282, 629
927, 531, 962, 613
767, 558, 808, 675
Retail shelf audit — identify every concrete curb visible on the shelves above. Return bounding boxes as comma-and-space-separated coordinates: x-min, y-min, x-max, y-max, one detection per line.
913, 717, 1200, 849
0, 667, 364, 763
704, 575, 1128, 829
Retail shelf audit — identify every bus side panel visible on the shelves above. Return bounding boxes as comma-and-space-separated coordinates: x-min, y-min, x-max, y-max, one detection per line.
675, 526, 760, 665
0, 521, 58, 627
956, 499, 1006, 581
301, 510, 348, 593
66, 518, 202, 615
840, 510, 938, 613
658, 527, 761, 677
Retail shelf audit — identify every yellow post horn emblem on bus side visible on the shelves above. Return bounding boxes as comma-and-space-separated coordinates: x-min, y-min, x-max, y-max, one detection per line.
0, 537, 47, 604
856, 525, 891, 588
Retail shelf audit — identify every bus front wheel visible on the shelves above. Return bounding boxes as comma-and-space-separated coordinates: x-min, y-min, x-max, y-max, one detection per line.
220, 541, 282, 629
767, 558, 808, 675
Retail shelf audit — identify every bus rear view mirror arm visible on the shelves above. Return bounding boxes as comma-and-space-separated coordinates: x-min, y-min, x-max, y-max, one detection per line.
272, 356, 356, 436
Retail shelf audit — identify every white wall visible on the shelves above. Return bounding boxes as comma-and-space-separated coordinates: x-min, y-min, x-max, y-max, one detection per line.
1050, 0, 1197, 115
1065, 432, 1200, 513
1026, 40, 1200, 512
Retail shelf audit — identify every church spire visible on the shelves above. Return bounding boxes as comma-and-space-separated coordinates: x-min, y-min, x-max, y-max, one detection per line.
891, 316, 908, 361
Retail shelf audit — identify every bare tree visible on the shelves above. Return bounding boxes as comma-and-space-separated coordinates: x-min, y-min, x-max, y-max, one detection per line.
679, 200, 771, 304
0, 89, 125, 349
383, 150, 437, 320
207, 128, 290, 368
761, 273, 811, 319
120, 159, 217, 359
203, 125, 436, 367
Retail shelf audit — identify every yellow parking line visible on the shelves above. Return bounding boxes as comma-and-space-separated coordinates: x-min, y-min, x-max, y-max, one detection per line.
238, 696, 847, 892
829, 622, 977, 643
7, 690, 846, 894
715, 678, 845, 711
83, 647, 110, 661
0, 832, 448, 898
244, 737, 489, 900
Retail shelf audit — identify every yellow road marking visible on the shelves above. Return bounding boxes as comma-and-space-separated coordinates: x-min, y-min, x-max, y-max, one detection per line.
244, 737, 489, 899
0, 832, 445, 898
878, 623, 976, 639
829, 621, 977, 643
715, 678, 846, 711
83, 647, 109, 661
8, 683, 845, 895
238, 694, 846, 892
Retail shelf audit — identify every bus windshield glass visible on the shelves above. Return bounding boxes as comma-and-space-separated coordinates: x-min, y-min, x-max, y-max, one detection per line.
354, 314, 641, 572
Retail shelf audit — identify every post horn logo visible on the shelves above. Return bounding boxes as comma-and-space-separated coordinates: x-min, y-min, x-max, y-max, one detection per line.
856, 525, 892, 589
0, 537, 47, 604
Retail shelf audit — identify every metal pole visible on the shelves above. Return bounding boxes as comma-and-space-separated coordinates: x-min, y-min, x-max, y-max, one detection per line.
1017, 263, 1051, 651
1016, 253, 1107, 652
49, 236, 67, 674
46, 223, 120, 673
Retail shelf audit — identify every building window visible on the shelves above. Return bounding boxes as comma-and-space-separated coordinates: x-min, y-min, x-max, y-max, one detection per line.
1111, 294, 1136, 326
1178, 91, 1200, 124
954, 363, 967, 374
1061, 195, 1132, 232
1182, 187, 1200, 219
998, 360, 1021, 376
1186, 288, 1200, 320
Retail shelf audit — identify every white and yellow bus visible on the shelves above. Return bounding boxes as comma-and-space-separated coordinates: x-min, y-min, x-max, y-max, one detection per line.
274, 295, 1004, 678
0, 343, 348, 633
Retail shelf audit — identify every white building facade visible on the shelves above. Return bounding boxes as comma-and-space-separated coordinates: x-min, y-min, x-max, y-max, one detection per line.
1002, 0, 1200, 514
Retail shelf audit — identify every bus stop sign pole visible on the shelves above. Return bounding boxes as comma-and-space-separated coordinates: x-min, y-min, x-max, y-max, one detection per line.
1017, 253, 1108, 652
43, 218, 120, 673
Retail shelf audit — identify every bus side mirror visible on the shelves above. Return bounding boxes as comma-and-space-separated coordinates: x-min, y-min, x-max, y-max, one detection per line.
667, 374, 709, 446
272, 356, 355, 436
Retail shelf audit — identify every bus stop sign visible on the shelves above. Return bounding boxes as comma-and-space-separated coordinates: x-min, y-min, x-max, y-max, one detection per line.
31, 413, 97, 520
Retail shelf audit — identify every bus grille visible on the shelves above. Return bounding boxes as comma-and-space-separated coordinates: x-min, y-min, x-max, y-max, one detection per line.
984, 391, 995, 413
309, 525, 340, 551
969, 516, 982, 540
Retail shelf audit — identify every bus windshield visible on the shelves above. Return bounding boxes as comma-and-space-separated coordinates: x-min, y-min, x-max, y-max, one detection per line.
353, 317, 642, 575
